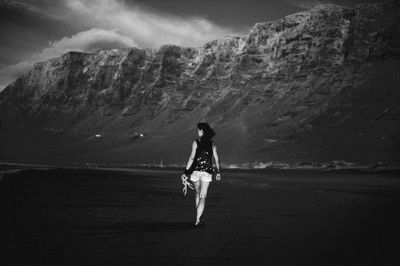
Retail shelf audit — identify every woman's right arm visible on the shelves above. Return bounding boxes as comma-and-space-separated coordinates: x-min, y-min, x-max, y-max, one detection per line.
185, 141, 197, 173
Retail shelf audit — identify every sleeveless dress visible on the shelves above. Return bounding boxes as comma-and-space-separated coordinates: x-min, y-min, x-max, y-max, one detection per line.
190, 139, 214, 182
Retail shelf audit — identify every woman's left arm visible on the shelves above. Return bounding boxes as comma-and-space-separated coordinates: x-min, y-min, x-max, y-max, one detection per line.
212, 143, 221, 180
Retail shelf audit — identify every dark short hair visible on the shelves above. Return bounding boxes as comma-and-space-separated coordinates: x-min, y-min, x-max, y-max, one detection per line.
197, 122, 216, 141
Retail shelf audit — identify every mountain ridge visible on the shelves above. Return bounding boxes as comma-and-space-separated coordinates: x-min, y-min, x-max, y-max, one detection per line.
0, 1, 399, 166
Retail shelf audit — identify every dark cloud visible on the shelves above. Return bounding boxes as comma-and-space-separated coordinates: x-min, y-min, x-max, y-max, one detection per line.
283, 0, 386, 9
0, 0, 82, 66
127, 0, 302, 29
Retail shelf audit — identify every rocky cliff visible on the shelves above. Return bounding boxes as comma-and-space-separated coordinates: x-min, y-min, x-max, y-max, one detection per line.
1, 1, 400, 166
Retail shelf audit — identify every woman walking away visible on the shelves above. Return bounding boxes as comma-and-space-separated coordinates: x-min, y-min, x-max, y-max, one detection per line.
183, 122, 221, 226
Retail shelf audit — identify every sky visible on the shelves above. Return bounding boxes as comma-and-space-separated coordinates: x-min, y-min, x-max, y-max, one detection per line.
0, 0, 383, 91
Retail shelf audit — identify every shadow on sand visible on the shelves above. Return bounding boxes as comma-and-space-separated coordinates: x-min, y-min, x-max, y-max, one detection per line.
49, 221, 200, 236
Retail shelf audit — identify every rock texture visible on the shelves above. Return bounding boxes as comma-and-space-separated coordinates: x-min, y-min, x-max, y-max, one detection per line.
1, 1, 400, 166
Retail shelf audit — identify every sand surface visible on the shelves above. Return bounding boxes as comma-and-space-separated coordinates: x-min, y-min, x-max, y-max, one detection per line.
1, 166, 400, 265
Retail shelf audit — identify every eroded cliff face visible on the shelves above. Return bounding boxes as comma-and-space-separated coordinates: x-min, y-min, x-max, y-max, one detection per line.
1, 1, 399, 165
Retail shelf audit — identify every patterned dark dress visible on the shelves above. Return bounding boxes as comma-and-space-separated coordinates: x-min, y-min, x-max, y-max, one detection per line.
192, 138, 214, 174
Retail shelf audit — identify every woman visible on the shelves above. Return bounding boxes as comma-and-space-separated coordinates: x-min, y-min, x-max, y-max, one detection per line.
184, 122, 221, 226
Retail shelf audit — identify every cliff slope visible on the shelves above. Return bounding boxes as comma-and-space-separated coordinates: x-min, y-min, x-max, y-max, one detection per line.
1, 1, 399, 166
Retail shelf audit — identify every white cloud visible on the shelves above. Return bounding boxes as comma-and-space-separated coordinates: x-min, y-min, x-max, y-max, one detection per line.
0, 61, 31, 91
2, 0, 240, 48
36, 28, 137, 60
0, 0, 240, 91
64, 0, 239, 49
283, 0, 325, 9
0, 28, 137, 91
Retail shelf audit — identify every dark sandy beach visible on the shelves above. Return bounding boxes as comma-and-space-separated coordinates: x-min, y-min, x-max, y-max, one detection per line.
1, 166, 400, 265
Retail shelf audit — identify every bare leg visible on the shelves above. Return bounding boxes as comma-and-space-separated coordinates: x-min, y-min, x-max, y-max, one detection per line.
196, 181, 210, 225
193, 180, 200, 210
